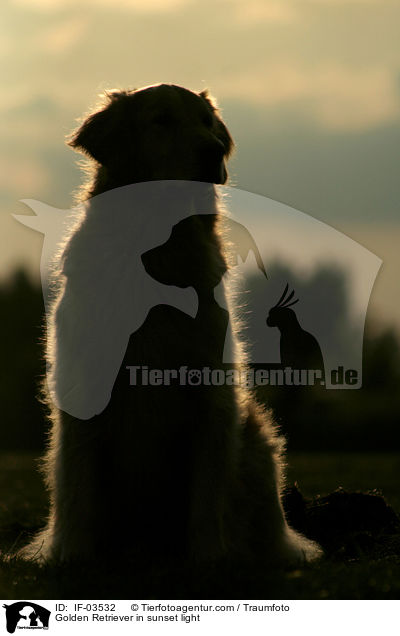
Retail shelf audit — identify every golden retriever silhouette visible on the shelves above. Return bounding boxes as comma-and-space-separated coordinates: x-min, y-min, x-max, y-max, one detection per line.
20, 84, 321, 566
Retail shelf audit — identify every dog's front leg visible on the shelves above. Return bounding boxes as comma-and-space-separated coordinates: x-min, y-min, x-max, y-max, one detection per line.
188, 388, 241, 562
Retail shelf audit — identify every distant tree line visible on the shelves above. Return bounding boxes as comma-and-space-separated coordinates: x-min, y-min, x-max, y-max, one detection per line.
0, 267, 399, 451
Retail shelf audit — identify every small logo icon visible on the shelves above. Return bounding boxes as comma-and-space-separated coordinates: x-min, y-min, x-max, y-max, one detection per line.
188, 369, 202, 385
3, 603, 50, 633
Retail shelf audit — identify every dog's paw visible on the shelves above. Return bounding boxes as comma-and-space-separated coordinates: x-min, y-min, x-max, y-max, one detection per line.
16, 534, 50, 564
278, 526, 323, 566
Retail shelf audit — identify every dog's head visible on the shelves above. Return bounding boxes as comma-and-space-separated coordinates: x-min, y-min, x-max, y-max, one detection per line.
68, 84, 234, 185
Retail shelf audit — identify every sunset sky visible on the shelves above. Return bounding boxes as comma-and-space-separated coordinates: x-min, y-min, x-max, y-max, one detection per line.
2, 0, 400, 330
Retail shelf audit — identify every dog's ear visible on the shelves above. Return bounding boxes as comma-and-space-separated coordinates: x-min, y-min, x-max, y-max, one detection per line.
67, 91, 130, 165
199, 89, 234, 158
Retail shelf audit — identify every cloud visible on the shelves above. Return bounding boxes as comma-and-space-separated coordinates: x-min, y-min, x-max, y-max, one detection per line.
310, 0, 387, 4
219, 63, 400, 131
13, 0, 189, 11
38, 17, 89, 53
223, 0, 297, 25
0, 157, 49, 193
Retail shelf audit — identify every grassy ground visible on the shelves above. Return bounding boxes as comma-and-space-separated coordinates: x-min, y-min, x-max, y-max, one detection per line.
0, 451, 399, 600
